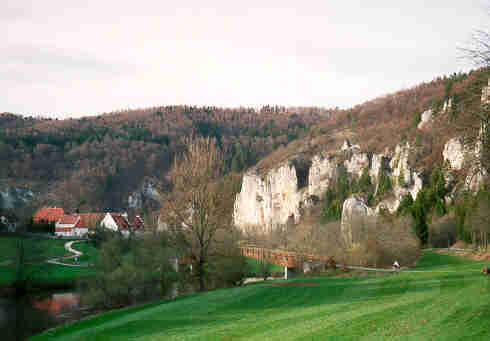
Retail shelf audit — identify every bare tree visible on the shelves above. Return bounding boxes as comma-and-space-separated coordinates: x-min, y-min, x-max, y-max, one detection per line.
161, 138, 239, 291
460, 29, 490, 68
459, 6, 489, 172
465, 192, 490, 250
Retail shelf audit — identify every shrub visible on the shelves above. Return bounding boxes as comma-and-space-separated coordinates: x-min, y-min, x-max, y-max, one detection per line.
377, 169, 392, 198
345, 216, 420, 267
412, 111, 422, 128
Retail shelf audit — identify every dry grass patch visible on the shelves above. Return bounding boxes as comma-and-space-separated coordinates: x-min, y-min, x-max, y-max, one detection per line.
267, 281, 317, 287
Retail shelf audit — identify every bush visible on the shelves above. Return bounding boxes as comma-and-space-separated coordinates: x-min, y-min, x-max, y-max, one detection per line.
345, 216, 420, 267
81, 234, 178, 309
377, 169, 392, 198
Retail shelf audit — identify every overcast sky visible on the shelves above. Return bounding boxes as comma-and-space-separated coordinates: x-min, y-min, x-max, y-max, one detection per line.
2, 1, 488, 118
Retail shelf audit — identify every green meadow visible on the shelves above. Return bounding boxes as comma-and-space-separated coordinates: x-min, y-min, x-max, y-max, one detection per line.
245, 256, 284, 276
0, 236, 96, 286
33, 251, 490, 340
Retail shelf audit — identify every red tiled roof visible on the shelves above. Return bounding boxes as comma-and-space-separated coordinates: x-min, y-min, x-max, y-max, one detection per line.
76, 213, 103, 229
129, 215, 144, 229
56, 227, 73, 231
33, 207, 65, 223
57, 214, 79, 225
110, 213, 131, 230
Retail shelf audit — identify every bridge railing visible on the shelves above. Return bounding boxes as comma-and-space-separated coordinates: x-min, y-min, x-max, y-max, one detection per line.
239, 246, 333, 268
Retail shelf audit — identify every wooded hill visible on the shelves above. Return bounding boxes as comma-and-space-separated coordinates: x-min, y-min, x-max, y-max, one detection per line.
0, 105, 333, 212
254, 67, 488, 174
1, 67, 487, 216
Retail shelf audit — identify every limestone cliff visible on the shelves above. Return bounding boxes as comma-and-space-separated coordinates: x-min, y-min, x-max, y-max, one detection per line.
234, 77, 489, 234
234, 140, 423, 232
0, 186, 34, 210
233, 164, 303, 232
340, 196, 374, 248
128, 179, 161, 209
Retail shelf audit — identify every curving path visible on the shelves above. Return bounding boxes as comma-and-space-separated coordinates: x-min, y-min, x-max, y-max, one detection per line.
46, 240, 87, 267
241, 246, 484, 275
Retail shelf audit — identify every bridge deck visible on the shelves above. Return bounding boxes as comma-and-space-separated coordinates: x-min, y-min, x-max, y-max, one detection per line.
240, 246, 331, 268
179, 247, 331, 269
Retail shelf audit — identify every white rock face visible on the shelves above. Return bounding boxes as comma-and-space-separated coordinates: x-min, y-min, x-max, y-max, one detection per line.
308, 154, 337, 197
482, 78, 490, 104
369, 154, 382, 181
443, 137, 465, 170
341, 196, 374, 248
410, 172, 423, 201
0, 187, 34, 209
375, 198, 401, 215
465, 124, 488, 191
390, 143, 412, 186
465, 167, 487, 192
341, 140, 360, 152
382, 143, 422, 211
235, 141, 425, 232
417, 109, 433, 130
344, 152, 369, 178
442, 98, 452, 112
128, 180, 160, 209
234, 164, 301, 232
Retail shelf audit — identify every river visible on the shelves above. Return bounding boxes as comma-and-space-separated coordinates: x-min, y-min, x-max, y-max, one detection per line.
0, 291, 83, 340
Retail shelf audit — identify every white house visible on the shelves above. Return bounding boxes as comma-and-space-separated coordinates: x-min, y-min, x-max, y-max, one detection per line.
100, 212, 144, 236
55, 215, 81, 237
55, 213, 103, 237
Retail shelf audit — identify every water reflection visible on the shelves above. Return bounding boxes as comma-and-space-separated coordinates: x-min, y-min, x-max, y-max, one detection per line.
0, 292, 80, 340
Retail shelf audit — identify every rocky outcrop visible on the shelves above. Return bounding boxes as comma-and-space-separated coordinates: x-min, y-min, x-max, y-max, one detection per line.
308, 154, 337, 197
465, 123, 488, 191
128, 179, 161, 209
341, 196, 374, 248
389, 143, 423, 203
443, 137, 465, 170
443, 129, 487, 192
417, 109, 433, 129
482, 78, 489, 104
234, 140, 423, 232
442, 98, 452, 112
369, 153, 387, 181
390, 143, 412, 185
234, 164, 302, 232
344, 152, 369, 178
0, 186, 34, 210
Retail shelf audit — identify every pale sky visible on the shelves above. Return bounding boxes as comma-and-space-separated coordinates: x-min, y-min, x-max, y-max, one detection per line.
2, 1, 488, 118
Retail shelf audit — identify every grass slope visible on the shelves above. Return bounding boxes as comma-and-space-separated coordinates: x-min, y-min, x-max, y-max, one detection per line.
0, 236, 68, 263
33, 251, 490, 340
0, 236, 96, 286
245, 257, 284, 276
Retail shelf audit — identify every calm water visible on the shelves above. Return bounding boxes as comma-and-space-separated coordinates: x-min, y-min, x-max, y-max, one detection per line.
0, 292, 81, 340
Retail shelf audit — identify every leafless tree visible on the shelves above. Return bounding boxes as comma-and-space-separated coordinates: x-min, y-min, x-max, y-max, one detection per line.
459, 6, 489, 172
465, 193, 490, 250
160, 137, 240, 291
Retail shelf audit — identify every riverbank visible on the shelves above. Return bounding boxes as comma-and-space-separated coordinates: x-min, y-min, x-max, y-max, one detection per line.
0, 236, 97, 296
32, 251, 490, 340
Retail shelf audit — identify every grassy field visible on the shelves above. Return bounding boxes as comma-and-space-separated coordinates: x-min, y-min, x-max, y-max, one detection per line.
32, 251, 490, 340
0, 235, 69, 263
245, 256, 284, 276
0, 236, 96, 286
60, 241, 99, 265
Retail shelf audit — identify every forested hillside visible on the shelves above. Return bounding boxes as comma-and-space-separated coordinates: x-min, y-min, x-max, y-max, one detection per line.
0, 106, 333, 212
254, 68, 488, 173
1, 67, 487, 219
234, 67, 489, 256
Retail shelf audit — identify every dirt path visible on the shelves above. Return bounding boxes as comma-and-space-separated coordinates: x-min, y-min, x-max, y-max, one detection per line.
46, 240, 86, 267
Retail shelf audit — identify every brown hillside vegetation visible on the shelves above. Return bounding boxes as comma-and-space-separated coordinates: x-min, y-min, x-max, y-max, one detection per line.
254, 68, 488, 174
1, 68, 487, 214
0, 105, 332, 212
